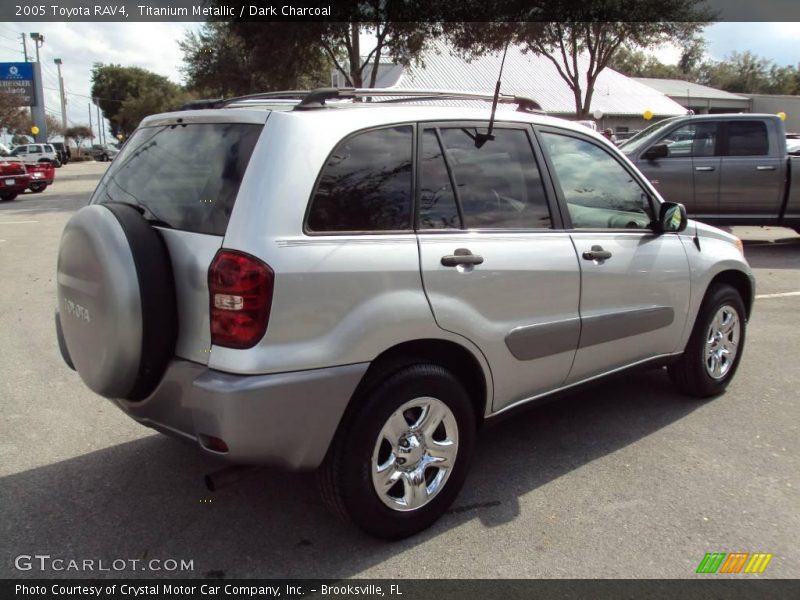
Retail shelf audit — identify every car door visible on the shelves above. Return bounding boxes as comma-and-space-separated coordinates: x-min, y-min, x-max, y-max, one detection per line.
416, 123, 581, 412
717, 119, 783, 220
635, 121, 720, 217
536, 127, 691, 383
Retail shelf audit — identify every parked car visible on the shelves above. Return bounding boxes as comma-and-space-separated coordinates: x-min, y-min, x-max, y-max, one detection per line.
26, 161, 55, 192
10, 143, 61, 167
50, 141, 72, 165
55, 88, 754, 539
787, 138, 800, 156
88, 144, 119, 161
0, 157, 31, 201
620, 114, 800, 232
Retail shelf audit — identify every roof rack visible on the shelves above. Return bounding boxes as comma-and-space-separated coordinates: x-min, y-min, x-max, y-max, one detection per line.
183, 88, 544, 113
292, 88, 544, 113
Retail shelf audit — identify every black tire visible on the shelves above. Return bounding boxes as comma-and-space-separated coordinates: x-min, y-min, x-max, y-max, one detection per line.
668, 284, 747, 398
102, 154, 108, 162
0, 191, 18, 202
319, 363, 476, 539
29, 182, 47, 193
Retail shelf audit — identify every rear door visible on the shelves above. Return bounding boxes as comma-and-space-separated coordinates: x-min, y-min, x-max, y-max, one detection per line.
717, 119, 783, 221
536, 127, 691, 383
90, 114, 266, 364
416, 123, 581, 412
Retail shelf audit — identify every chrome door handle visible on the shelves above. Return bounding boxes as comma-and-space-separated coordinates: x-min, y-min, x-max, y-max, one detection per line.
582, 245, 612, 261
441, 248, 484, 267
756, 165, 776, 171
695, 166, 715, 171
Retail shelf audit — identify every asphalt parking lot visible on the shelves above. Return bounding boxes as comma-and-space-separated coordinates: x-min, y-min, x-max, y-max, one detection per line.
0, 161, 798, 579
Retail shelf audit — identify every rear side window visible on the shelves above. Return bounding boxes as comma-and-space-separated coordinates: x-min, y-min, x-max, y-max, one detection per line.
91, 123, 262, 236
419, 129, 461, 229
437, 127, 551, 229
306, 126, 413, 233
726, 121, 769, 156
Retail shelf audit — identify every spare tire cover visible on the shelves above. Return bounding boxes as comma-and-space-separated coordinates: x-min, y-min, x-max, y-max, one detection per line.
56, 203, 177, 400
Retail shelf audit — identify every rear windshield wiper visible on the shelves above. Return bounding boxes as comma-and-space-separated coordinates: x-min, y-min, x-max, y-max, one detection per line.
123, 201, 175, 229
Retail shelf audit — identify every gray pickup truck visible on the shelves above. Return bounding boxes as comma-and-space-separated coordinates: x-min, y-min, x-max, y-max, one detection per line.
621, 113, 800, 232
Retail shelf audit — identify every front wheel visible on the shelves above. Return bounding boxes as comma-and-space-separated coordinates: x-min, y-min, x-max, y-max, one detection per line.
29, 182, 47, 193
669, 284, 747, 397
319, 363, 476, 539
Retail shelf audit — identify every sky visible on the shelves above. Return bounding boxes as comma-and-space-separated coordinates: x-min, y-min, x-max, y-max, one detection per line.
0, 21, 799, 139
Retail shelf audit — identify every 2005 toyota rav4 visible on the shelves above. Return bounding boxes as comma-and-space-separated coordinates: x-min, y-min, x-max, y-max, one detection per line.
56, 88, 754, 539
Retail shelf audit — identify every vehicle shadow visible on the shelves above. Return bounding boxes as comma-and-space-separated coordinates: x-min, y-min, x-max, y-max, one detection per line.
743, 237, 800, 270
0, 368, 702, 579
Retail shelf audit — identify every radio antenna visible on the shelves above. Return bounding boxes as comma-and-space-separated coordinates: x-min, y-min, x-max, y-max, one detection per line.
475, 39, 511, 148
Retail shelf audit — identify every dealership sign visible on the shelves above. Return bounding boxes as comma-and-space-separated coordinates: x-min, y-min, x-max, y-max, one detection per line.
0, 62, 35, 106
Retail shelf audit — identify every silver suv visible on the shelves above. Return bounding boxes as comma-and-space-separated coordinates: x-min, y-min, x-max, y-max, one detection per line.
55, 89, 754, 539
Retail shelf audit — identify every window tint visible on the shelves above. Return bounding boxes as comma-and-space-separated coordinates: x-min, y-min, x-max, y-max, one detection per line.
91, 122, 262, 236
727, 121, 769, 156
541, 132, 654, 230
307, 126, 413, 232
438, 127, 551, 229
659, 123, 717, 157
419, 129, 460, 229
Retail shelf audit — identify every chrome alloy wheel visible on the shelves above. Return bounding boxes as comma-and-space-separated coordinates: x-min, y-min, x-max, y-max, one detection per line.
371, 397, 459, 512
705, 305, 741, 380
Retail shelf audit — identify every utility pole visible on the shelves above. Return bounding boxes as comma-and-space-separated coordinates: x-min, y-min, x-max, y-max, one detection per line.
95, 100, 103, 145
29, 33, 46, 143
21, 33, 28, 62
54, 58, 67, 129
88, 102, 93, 142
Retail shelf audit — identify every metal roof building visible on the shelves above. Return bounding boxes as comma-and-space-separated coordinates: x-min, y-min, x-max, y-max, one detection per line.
361, 41, 687, 129
632, 77, 752, 114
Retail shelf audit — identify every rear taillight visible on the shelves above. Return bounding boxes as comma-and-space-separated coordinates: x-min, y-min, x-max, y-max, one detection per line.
208, 249, 274, 349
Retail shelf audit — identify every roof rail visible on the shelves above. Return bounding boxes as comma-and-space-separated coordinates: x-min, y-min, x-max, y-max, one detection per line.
184, 88, 544, 113
292, 88, 544, 113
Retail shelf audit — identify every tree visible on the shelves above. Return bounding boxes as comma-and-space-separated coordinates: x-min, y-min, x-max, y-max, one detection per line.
181, 2, 441, 97
45, 114, 64, 140
449, 2, 712, 119
64, 125, 93, 155
0, 93, 28, 133
180, 21, 330, 96
91, 64, 183, 136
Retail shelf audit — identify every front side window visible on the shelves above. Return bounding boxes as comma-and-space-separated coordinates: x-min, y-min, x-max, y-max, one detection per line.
541, 132, 654, 230
658, 123, 717, 157
307, 126, 413, 233
435, 127, 551, 229
11, 146, 26, 155
726, 121, 769, 156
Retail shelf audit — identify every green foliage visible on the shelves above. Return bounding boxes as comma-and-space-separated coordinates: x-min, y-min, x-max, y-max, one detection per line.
0, 93, 29, 133
64, 125, 94, 151
91, 64, 183, 136
611, 47, 800, 96
447, 1, 712, 118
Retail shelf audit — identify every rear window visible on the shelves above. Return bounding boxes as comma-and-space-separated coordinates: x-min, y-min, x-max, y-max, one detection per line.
91, 122, 262, 236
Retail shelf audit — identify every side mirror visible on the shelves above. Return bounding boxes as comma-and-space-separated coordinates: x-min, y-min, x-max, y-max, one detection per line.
643, 143, 669, 161
658, 202, 687, 233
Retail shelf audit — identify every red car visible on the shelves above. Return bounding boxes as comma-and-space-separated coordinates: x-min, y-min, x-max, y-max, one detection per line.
0, 159, 31, 202
25, 161, 55, 193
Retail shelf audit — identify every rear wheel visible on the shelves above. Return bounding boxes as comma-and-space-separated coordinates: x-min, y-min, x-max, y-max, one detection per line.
29, 182, 47, 193
668, 284, 746, 398
0, 191, 17, 202
319, 363, 476, 539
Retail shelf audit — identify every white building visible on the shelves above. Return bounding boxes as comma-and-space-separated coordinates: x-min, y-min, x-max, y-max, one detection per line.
335, 40, 687, 132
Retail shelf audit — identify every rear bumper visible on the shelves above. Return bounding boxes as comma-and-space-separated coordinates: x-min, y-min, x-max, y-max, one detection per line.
116, 359, 369, 470
0, 175, 31, 193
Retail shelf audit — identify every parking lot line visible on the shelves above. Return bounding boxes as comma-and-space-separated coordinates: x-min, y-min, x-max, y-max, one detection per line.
755, 291, 800, 299
0, 220, 38, 225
